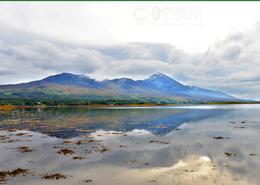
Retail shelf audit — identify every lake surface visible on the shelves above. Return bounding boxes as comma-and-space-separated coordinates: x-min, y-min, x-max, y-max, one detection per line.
0, 104, 260, 185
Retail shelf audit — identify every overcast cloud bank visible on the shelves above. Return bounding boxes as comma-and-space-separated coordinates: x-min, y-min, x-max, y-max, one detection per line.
0, 23, 260, 99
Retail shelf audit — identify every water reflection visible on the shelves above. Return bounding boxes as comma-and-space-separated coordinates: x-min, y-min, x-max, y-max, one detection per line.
0, 107, 227, 138
0, 105, 260, 185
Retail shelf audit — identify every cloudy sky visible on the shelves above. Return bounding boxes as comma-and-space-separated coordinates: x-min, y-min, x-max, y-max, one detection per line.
0, 2, 260, 99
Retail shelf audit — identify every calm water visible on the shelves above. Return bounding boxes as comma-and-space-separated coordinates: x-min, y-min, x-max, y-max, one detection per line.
0, 104, 260, 185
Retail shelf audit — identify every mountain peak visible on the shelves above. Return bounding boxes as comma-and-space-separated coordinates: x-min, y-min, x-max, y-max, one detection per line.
60, 72, 74, 76
148, 72, 172, 80
143, 72, 187, 92
57, 72, 90, 79
40, 72, 100, 88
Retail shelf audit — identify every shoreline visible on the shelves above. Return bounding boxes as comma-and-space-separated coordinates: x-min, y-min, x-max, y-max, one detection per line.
1, 102, 260, 111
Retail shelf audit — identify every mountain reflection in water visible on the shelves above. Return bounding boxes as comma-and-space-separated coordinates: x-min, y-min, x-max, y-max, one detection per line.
0, 107, 226, 138
1, 105, 260, 185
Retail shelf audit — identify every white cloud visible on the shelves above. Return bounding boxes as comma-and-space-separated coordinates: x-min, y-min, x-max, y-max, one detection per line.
0, 3, 260, 99
1, 2, 260, 53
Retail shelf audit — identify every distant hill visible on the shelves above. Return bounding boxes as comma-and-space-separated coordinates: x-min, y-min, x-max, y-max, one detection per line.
0, 72, 240, 105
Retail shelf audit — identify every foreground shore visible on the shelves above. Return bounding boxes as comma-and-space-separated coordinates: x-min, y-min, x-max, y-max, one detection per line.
0, 104, 260, 185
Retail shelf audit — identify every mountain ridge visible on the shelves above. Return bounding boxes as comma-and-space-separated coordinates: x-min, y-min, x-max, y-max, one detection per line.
0, 72, 240, 105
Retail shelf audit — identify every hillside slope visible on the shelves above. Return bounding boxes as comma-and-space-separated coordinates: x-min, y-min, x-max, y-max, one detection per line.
0, 72, 239, 105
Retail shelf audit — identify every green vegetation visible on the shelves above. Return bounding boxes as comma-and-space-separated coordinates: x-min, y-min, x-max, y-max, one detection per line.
0, 87, 191, 106
0, 97, 256, 107
0, 98, 179, 106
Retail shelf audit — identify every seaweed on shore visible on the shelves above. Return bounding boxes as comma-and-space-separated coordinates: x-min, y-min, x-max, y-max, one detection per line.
57, 148, 75, 155
41, 173, 66, 180
0, 168, 29, 184
16, 146, 33, 153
